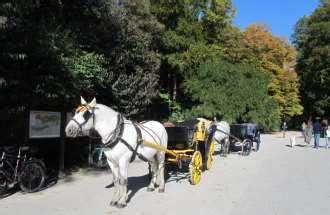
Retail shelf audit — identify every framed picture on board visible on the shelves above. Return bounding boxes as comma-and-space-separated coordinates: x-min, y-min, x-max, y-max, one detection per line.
29, 111, 61, 138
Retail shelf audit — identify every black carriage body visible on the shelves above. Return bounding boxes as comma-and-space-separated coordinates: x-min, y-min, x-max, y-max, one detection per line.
230, 123, 261, 151
165, 126, 195, 150
230, 123, 259, 140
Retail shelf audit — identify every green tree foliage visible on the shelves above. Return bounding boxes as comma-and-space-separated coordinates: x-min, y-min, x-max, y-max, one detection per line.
0, 0, 163, 117
293, 0, 330, 117
151, 1, 285, 129
0, 0, 305, 135
184, 58, 280, 131
93, 2, 164, 116
151, 0, 236, 108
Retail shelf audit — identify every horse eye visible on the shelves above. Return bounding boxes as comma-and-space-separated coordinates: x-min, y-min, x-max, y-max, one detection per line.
83, 111, 92, 120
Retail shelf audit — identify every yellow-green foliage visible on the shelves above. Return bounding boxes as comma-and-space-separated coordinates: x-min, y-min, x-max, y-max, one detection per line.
243, 24, 303, 119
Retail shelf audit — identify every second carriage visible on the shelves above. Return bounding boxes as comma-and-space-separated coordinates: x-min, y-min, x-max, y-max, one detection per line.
163, 118, 215, 185
229, 123, 261, 156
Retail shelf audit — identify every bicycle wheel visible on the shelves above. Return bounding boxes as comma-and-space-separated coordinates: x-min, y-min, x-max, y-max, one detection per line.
242, 139, 252, 156
18, 161, 46, 193
0, 169, 8, 195
91, 149, 108, 168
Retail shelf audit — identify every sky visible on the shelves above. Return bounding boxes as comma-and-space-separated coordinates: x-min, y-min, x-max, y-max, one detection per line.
233, 0, 320, 40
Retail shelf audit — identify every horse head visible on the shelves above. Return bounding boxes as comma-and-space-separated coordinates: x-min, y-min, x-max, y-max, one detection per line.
65, 96, 97, 137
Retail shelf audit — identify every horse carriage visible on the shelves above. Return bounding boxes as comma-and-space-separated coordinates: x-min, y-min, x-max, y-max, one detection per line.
164, 118, 216, 185
65, 97, 229, 208
229, 123, 261, 156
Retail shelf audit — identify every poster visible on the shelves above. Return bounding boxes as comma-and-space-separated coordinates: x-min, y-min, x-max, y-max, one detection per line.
29, 111, 61, 138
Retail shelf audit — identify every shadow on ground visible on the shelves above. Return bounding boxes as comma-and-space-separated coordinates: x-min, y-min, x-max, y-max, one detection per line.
126, 174, 150, 203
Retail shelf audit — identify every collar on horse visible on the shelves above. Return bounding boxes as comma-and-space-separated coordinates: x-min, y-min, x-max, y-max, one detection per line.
104, 114, 147, 162
104, 114, 125, 148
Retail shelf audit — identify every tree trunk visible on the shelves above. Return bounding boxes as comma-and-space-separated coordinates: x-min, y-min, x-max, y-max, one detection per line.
173, 76, 177, 102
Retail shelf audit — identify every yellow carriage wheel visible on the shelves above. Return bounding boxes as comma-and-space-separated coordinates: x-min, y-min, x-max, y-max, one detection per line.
206, 140, 215, 170
189, 151, 202, 185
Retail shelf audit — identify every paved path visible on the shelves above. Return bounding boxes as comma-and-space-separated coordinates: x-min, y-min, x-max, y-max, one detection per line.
1, 132, 330, 215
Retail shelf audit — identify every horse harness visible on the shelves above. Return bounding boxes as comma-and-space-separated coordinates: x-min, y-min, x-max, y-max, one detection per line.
104, 114, 148, 162
71, 104, 95, 136
73, 104, 150, 162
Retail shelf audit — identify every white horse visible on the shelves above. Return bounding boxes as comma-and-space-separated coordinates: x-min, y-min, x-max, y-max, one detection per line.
65, 97, 168, 208
208, 121, 230, 156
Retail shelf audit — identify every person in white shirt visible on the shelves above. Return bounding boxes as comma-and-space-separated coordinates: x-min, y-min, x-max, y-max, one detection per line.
326, 126, 330, 149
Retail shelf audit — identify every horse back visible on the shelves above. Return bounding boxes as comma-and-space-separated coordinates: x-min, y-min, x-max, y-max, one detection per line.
214, 121, 230, 141
139, 121, 168, 147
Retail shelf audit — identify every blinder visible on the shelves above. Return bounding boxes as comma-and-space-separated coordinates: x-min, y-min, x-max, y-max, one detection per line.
71, 104, 95, 136
83, 110, 92, 121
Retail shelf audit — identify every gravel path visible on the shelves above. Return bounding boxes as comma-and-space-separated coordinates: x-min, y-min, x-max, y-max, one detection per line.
1, 132, 330, 215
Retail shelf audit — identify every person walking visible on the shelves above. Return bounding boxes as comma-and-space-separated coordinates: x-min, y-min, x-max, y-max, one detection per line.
313, 118, 322, 149
326, 125, 330, 149
305, 117, 313, 144
321, 119, 328, 143
301, 121, 307, 142
282, 121, 288, 138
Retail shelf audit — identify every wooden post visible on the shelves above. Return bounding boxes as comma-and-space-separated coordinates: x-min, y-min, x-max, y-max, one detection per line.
25, 107, 30, 145
59, 111, 66, 178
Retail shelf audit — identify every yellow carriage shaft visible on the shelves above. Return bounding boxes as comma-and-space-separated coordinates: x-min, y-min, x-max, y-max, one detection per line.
143, 140, 190, 160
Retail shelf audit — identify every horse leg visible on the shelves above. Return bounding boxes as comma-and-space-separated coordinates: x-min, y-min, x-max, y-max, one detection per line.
226, 138, 230, 155
147, 158, 158, 192
156, 151, 166, 193
220, 142, 225, 157
116, 158, 129, 208
108, 161, 120, 206
224, 138, 229, 156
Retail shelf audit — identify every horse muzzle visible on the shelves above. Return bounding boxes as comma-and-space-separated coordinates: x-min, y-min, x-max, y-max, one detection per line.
65, 122, 81, 137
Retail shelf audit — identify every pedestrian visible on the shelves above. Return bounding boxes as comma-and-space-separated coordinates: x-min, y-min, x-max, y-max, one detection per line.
282, 121, 287, 138
305, 117, 313, 144
326, 125, 330, 149
313, 118, 322, 149
301, 121, 307, 142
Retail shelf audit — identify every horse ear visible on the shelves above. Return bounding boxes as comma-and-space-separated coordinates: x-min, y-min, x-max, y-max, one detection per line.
89, 97, 97, 108
81, 96, 87, 105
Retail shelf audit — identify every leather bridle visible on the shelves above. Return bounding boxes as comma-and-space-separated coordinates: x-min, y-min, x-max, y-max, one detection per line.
71, 104, 95, 135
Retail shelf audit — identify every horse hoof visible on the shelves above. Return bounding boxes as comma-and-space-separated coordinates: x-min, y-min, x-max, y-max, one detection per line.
110, 201, 117, 206
147, 187, 155, 192
116, 203, 126, 208
158, 188, 165, 193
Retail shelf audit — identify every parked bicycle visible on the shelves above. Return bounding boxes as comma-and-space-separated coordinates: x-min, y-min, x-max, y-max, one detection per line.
90, 143, 108, 169
0, 145, 46, 195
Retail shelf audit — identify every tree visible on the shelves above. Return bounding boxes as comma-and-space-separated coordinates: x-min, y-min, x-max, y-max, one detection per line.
0, 0, 163, 118
0, 0, 164, 141
93, 2, 164, 116
184, 58, 280, 131
293, 0, 330, 117
243, 24, 303, 119
150, 0, 236, 119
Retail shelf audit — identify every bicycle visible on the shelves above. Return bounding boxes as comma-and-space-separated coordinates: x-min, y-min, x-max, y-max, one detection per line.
0, 145, 46, 195
90, 144, 108, 169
